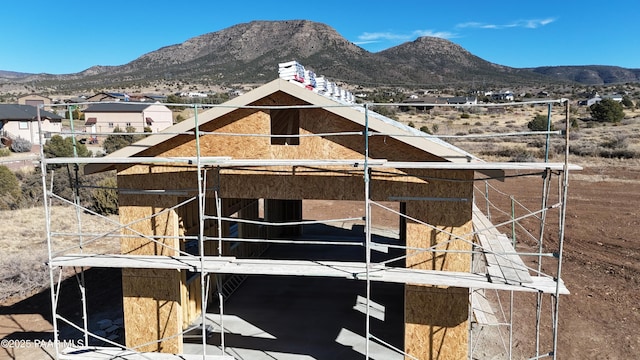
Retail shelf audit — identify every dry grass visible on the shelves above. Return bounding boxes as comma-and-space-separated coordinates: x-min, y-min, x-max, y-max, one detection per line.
0, 205, 118, 304
396, 104, 640, 162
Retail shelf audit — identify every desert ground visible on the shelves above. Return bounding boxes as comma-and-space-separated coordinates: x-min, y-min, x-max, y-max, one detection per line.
1, 102, 639, 359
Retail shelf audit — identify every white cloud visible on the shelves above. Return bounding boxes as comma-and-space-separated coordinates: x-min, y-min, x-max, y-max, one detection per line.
357, 32, 413, 42
456, 18, 556, 30
412, 30, 455, 39
355, 29, 455, 46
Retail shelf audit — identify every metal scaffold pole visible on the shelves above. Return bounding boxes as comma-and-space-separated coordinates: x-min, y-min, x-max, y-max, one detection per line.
35, 95, 576, 359
193, 104, 210, 358
38, 106, 61, 359
363, 103, 372, 360
68, 105, 91, 348
551, 100, 571, 359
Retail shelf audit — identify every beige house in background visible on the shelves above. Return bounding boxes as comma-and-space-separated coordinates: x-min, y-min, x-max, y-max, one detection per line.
17, 94, 52, 107
0, 104, 62, 147
83, 103, 173, 133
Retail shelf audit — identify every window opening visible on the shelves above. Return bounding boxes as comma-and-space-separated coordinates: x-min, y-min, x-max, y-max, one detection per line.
270, 108, 300, 145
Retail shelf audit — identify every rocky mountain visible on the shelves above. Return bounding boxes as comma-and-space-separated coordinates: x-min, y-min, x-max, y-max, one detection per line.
1, 20, 637, 91
529, 65, 640, 85
376, 36, 548, 85
62, 20, 414, 88
0, 70, 31, 79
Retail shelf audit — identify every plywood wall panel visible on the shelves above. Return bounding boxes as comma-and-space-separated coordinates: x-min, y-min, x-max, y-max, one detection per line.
403, 170, 473, 359
118, 178, 183, 353
113, 91, 478, 358
121, 268, 182, 353
405, 285, 469, 360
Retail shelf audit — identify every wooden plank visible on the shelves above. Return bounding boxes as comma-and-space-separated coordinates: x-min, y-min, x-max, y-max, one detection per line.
471, 290, 498, 325
378, 161, 582, 171
496, 234, 532, 284
476, 234, 503, 281
473, 205, 533, 284
486, 234, 521, 284
49, 254, 237, 271
472, 205, 501, 236
50, 254, 568, 294
60, 346, 234, 360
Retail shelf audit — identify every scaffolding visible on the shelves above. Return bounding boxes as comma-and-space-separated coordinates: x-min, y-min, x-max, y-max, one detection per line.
36, 90, 578, 359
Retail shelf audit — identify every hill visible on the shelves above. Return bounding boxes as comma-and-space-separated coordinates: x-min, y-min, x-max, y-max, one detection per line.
0, 70, 32, 80
0, 20, 638, 91
530, 65, 640, 84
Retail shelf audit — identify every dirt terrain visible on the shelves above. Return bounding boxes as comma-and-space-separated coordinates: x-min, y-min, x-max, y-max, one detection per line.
518, 160, 640, 359
0, 159, 638, 359
482, 159, 640, 359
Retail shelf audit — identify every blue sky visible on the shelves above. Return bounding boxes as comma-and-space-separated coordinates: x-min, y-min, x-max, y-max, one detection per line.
1, 1, 638, 74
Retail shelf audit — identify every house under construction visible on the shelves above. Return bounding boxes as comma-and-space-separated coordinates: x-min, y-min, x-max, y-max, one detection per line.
40, 66, 580, 359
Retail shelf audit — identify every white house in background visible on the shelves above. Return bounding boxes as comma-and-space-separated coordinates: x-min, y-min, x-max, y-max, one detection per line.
176, 92, 208, 98
447, 96, 478, 105
83, 103, 173, 133
603, 94, 623, 102
578, 94, 624, 107
489, 91, 514, 102
0, 104, 62, 147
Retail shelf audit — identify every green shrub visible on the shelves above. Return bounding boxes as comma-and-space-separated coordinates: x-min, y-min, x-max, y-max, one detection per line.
91, 176, 118, 215
0, 165, 21, 210
419, 126, 432, 134
599, 149, 637, 159
601, 134, 628, 149
570, 117, 579, 130
0, 147, 10, 157
44, 135, 92, 158
17, 166, 114, 209
487, 147, 536, 162
527, 114, 555, 131
621, 96, 634, 108
102, 126, 146, 154
590, 99, 624, 123
460, 113, 470, 119
569, 143, 598, 157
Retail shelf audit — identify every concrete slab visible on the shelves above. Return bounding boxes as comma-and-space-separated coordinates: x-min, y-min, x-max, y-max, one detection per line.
184, 223, 406, 359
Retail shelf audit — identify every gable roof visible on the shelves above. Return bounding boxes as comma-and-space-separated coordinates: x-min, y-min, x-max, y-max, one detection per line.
85, 78, 482, 174
448, 96, 476, 104
84, 103, 158, 113
0, 104, 62, 121
85, 92, 128, 102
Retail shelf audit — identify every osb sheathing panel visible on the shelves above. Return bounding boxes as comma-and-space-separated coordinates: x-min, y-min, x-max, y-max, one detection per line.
403, 170, 473, 360
121, 268, 182, 353
114, 93, 475, 358
181, 274, 203, 328
405, 285, 469, 360
115, 90, 450, 203
118, 193, 180, 256
128, 91, 440, 163
116, 168, 431, 203
118, 177, 182, 353
404, 169, 474, 271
